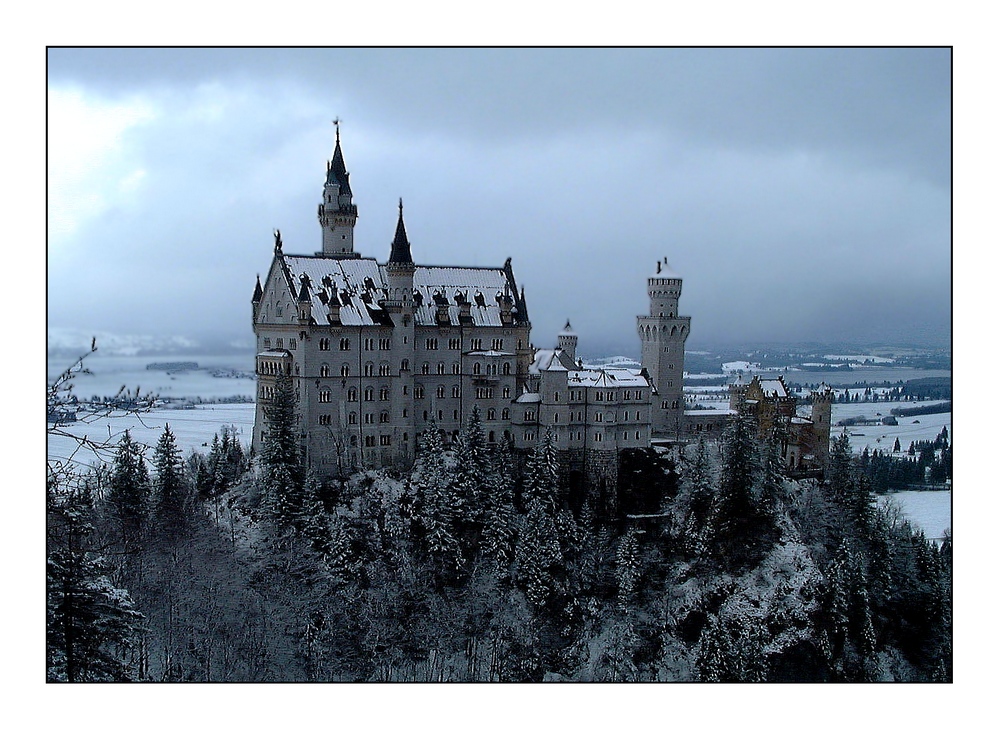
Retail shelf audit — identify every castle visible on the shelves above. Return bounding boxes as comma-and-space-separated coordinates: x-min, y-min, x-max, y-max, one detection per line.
251, 130, 831, 482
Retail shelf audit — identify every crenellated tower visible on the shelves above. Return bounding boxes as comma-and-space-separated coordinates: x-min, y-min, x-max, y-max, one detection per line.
317, 124, 360, 258
558, 320, 578, 362
637, 257, 690, 438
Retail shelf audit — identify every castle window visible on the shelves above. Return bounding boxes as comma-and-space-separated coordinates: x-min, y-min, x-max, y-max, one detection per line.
289, 339, 296, 350
348, 388, 357, 402
415, 386, 425, 399
319, 414, 331, 426
487, 408, 496, 420
492, 338, 503, 350
635, 391, 642, 400
276, 338, 283, 349
489, 431, 496, 443
503, 362, 511, 376
348, 412, 357, 425
380, 435, 391, 446
423, 410, 428, 421
380, 411, 390, 424
636, 431, 640, 440
365, 435, 376, 447
595, 412, 603, 422
608, 392, 614, 402
471, 338, 483, 351
452, 385, 461, 398
554, 413, 559, 423
319, 389, 332, 403
595, 392, 604, 402
421, 363, 430, 375
426, 338, 438, 350
340, 338, 351, 351
401, 359, 410, 372
554, 392, 559, 402
365, 387, 374, 401
364, 338, 375, 351
473, 362, 481, 375
364, 362, 374, 377
623, 391, 631, 401
453, 410, 459, 420
341, 364, 350, 377
437, 362, 446, 375
623, 431, 628, 440
438, 410, 444, 421
319, 338, 329, 351
264, 338, 272, 349
365, 413, 374, 424
503, 387, 510, 399
595, 432, 603, 442
402, 385, 408, 395
380, 338, 391, 350
623, 411, 628, 421
402, 408, 408, 418
320, 364, 330, 377
380, 363, 391, 376
452, 362, 461, 374
276, 306, 283, 317
449, 338, 461, 350
380, 387, 390, 401
502, 408, 510, 420
635, 411, 640, 420
437, 385, 446, 399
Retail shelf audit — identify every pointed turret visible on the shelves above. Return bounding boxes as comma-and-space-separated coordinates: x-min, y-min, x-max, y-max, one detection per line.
388, 198, 414, 265
558, 319, 578, 361
318, 123, 359, 258
252, 274, 263, 304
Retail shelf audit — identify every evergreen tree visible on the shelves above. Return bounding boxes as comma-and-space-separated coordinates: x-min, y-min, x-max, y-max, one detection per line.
711, 413, 766, 565
106, 430, 151, 551
453, 406, 489, 525
481, 434, 518, 571
412, 422, 465, 580
681, 438, 715, 556
47, 476, 144, 681
154, 424, 192, 541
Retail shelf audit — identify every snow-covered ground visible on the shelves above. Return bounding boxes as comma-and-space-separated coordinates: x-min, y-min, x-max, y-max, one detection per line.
47, 403, 256, 468
877, 490, 952, 542
831, 400, 951, 454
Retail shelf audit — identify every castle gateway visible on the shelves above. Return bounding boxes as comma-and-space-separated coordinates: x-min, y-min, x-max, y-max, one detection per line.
252, 131, 831, 479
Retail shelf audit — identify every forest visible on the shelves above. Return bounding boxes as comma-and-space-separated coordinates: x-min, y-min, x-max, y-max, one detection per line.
47, 363, 952, 682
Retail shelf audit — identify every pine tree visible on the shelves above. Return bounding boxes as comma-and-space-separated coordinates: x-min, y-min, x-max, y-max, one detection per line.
454, 406, 489, 525
47, 476, 143, 681
106, 430, 151, 551
615, 527, 642, 610
413, 421, 465, 579
260, 370, 305, 522
711, 413, 764, 564
682, 438, 715, 556
481, 434, 518, 571
154, 424, 192, 541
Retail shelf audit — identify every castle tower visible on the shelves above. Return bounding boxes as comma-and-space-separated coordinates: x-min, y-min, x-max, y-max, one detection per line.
558, 320, 578, 362
317, 124, 360, 258
384, 199, 417, 461
637, 257, 690, 439
809, 385, 834, 470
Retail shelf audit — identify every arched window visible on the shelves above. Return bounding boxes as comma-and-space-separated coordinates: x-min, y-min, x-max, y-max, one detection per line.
502, 408, 510, 420
364, 362, 374, 377
320, 363, 330, 377
380, 411, 390, 423
503, 362, 511, 376
348, 387, 357, 402
421, 362, 430, 375
487, 408, 496, 420
341, 363, 350, 377
473, 362, 481, 375
364, 387, 374, 401
437, 362, 446, 375
401, 359, 409, 372
380, 387, 390, 401
436, 385, 445, 398
348, 412, 357, 424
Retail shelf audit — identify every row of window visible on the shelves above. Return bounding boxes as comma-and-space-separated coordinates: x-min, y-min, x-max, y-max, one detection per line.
312, 359, 512, 378
262, 337, 297, 351
521, 429, 645, 443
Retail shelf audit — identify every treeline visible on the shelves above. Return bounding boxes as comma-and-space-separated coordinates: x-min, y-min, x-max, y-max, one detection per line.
856, 428, 952, 493
47, 370, 951, 682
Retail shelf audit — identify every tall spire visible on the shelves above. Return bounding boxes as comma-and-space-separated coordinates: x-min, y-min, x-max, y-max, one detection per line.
325, 121, 351, 195
388, 198, 413, 264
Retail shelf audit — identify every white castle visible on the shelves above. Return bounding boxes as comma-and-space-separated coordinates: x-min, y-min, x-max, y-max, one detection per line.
251, 130, 829, 486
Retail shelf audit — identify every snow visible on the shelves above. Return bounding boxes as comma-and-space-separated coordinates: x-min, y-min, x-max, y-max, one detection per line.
47, 403, 257, 467
877, 490, 952, 542
823, 354, 896, 364
832, 400, 951, 454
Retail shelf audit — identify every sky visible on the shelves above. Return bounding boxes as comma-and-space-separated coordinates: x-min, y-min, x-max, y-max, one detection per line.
47, 48, 951, 358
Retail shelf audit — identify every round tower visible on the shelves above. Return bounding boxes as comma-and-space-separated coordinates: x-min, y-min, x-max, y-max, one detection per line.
557, 320, 578, 362
810, 384, 834, 469
637, 257, 691, 439
318, 124, 360, 258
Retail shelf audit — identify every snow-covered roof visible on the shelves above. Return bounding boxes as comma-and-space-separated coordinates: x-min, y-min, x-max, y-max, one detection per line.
530, 348, 576, 374
566, 368, 650, 388
516, 392, 542, 403
257, 350, 291, 358
684, 409, 736, 417
466, 349, 513, 357
651, 257, 682, 280
758, 379, 789, 398
280, 255, 524, 328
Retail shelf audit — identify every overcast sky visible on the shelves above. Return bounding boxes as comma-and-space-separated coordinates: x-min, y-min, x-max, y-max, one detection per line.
47, 48, 950, 357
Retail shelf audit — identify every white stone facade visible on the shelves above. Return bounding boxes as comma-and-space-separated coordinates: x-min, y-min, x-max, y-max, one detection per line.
252, 134, 694, 477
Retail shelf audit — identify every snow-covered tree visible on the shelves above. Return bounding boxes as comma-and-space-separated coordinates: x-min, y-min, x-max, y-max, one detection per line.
106, 430, 151, 551
153, 424, 193, 541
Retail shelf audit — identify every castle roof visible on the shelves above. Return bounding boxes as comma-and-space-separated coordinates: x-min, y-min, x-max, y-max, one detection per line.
566, 368, 650, 388
279, 254, 526, 328
325, 130, 351, 194
651, 257, 682, 280
388, 199, 413, 265
757, 378, 790, 398
530, 348, 577, 374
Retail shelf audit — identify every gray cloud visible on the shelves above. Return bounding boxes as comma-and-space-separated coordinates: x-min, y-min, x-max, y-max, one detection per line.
48, 48, 951, 358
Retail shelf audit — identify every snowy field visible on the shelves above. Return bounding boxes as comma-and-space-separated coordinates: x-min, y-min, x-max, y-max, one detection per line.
877, 490, 952, 542
831, 400, 951, 455
47, 403, 256, 469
